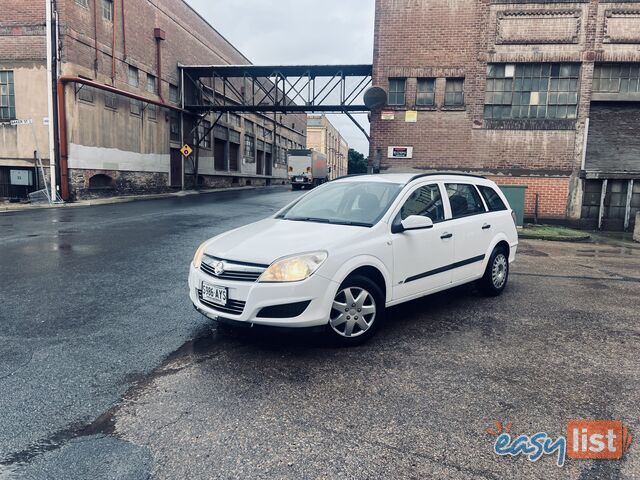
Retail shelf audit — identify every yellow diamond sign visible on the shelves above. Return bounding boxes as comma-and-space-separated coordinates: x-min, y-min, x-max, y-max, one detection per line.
180, 144, 193, 157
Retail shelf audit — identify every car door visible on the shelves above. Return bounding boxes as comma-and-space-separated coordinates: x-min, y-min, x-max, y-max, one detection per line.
444, 183, 490, 283
391, 183, 455, 300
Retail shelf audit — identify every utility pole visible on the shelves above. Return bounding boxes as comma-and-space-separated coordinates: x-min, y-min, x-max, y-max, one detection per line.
45, 0, 61, 200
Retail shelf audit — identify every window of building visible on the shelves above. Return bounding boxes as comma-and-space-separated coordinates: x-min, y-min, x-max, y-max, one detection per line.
78, 85, 94, 103
230, 113, 242, 128
128, 65, 139, 87
198, 121, 211, 148
244, 119, 254, 134
102, 0, 113, 21
169, 84, 179, 103
147, 104, 157, 121
444, 78, 465, 107
478, 186, 507, 212
446, 184, 486, 218
593, 63, 640, 94
0, 71, 15, 120
75, 0, 88, 8
400, 184, 444, 222
170, 111, 180, 142
104, 92, 117, 110
130, 98, 141, 116
416, 78, 435, 106
484, 63, 580, 120
388, 78, 406, 106
146, 74, 157, 94
244, 134, 255, 160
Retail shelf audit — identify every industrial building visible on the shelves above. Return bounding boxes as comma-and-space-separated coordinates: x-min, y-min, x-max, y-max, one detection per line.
0, 0, 306, 201
307, 114, 349, 180
370, 0, 640, 231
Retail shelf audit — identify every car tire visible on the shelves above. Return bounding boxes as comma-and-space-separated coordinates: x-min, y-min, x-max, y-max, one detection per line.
477, 246, 510, 297
327, 274, 385, 346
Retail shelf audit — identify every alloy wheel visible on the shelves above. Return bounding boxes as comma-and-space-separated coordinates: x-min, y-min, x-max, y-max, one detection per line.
492, 253, 508, 289
329, 287, 377, 338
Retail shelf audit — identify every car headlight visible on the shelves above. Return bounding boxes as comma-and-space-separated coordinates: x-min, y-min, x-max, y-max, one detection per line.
259, 251, 328, 283
192, 242, 207, 269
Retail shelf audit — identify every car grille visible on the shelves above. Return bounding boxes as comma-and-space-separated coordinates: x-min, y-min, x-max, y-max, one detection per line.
198, 290, 246, 315
200, 256, 267, 283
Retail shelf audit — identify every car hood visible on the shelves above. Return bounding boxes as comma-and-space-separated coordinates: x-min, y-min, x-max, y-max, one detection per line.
204, 218, 369, 265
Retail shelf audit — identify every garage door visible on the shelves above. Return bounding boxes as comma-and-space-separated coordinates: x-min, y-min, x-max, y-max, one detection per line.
585, 102, 640, 174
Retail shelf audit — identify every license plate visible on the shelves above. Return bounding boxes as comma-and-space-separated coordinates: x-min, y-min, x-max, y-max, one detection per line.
294, 177, 305, 182
201, 282, 228, 306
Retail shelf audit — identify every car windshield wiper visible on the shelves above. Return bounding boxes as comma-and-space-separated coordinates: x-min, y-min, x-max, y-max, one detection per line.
283, 217, 371, 227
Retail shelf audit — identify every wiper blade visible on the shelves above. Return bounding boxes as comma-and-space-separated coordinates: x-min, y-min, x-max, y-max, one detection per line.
285, 217, 331, 223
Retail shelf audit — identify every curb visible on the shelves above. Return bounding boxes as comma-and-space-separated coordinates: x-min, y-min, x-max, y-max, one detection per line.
0, 186, 261, 212
519, 233, 592, 242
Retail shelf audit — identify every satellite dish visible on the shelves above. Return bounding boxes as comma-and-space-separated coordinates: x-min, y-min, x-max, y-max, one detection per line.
363, 86, 387, 110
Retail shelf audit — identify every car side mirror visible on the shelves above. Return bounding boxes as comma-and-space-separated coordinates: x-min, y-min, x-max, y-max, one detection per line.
400, 215, 434, 232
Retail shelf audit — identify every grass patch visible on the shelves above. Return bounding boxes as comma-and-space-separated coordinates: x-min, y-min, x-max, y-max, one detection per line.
520, 224, 591, 242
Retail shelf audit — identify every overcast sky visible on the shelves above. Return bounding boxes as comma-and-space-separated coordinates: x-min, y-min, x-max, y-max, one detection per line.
185, 0, 375, 155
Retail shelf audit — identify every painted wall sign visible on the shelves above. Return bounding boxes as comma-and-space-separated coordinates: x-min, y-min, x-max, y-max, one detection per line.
388, 146, 414, 159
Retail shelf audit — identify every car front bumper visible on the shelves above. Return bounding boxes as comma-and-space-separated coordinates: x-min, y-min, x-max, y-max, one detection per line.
188, 264, 338, 328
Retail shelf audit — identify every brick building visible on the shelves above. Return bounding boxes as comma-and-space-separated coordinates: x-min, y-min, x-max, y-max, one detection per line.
370, 0, 640, 230
307, 114, 349, 179
0, 0, 306, 201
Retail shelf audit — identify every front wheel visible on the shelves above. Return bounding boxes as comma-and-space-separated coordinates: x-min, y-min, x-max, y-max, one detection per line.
477, 247, 509, 296
327, 274, 385, 345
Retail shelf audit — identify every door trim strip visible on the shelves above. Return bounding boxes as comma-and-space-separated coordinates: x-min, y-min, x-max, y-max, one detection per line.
405, 254, 486, 284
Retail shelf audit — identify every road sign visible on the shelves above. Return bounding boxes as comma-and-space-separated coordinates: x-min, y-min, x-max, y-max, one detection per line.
180, 144, 193, 157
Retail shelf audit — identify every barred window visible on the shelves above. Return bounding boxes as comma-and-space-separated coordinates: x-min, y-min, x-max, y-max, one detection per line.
76, 0, 88, 8
388, 78, 406, 106
78, 85, 94, 103
444, 78, 465, 107
416, 78, 435, 106
593, 63, 640, 94
102, 0, 113, 21
128, 66, 139, 87
0, 71, 15, 120
484, 63, 580, 120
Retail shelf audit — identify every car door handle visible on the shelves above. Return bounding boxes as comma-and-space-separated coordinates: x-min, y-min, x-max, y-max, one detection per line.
482, 224, 491, 230
440, 233, 453, 239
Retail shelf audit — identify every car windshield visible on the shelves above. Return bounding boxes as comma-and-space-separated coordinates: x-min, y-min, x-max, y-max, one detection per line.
277, 181, 403, 227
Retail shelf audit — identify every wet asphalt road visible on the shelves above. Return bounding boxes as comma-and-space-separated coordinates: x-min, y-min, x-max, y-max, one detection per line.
1, 188, 640, 479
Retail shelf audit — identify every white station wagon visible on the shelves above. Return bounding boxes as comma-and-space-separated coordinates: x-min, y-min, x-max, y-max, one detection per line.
189, 173, 518, 344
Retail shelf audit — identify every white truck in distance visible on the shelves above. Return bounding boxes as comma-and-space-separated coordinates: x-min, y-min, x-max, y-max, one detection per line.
288, 149, 329, 190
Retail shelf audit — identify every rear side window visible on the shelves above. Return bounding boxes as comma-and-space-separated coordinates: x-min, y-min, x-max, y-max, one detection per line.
445, 184, 486, 218
478, 186, 507, 212
400, 184, 445, 222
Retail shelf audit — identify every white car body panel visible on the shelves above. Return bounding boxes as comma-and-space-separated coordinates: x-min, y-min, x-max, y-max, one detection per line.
188, 173, 519, 329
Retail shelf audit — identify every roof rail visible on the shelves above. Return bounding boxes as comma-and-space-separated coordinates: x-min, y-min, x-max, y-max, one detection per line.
408, 172, 487, 183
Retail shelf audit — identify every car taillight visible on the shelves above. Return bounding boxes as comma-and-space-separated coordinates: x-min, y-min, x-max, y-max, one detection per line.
511, 210, 517, 226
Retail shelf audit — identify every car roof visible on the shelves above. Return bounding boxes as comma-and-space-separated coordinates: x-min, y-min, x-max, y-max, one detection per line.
332, 173, 492, 185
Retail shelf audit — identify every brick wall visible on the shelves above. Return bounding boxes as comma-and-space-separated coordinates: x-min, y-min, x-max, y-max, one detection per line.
370, 0, 640, 222
489, 175, 570, 219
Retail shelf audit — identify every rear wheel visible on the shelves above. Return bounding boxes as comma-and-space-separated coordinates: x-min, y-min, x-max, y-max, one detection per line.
477, 246, 509, 296
327, 274, 385, 345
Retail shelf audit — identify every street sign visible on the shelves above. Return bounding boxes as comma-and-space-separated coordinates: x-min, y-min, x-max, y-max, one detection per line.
180, 144, 193, 157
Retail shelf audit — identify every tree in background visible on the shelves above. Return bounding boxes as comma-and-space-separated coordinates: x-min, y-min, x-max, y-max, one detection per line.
348, 148, 368, 174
